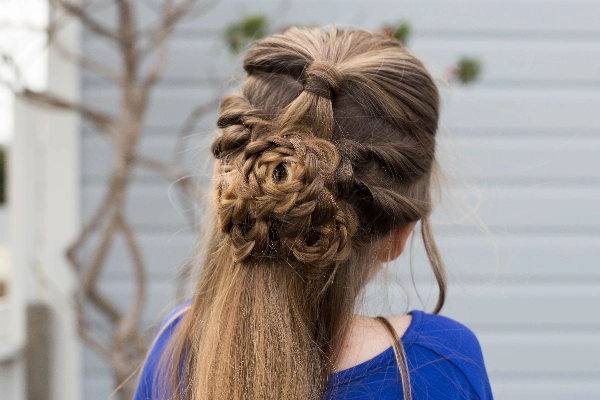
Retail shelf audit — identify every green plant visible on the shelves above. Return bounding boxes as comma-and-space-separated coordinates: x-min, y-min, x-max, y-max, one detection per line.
381, 20, 411, 45
224, 15, 269, 53
454, 57, 482, 84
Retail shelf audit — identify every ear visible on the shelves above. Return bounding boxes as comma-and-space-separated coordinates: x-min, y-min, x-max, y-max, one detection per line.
376, 221, 418, 263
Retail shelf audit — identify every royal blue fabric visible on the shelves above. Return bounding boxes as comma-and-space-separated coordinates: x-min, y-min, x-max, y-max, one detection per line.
134, 301, 493, 399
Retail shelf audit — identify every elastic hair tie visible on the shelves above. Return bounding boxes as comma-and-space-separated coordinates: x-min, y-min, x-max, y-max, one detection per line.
302, 60, 343, 101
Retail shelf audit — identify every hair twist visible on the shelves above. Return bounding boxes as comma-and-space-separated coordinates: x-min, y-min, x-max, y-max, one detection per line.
302, 60, 343, 100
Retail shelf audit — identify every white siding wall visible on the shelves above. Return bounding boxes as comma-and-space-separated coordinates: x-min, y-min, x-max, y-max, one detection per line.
81, 1, 600, 399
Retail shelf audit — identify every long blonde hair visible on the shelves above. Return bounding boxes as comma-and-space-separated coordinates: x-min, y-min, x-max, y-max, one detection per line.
155, 26, 444, 400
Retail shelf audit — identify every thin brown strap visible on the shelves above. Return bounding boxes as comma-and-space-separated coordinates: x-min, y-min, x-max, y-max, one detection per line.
374, 316, 412, 400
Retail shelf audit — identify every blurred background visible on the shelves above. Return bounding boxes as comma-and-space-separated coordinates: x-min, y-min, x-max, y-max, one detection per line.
0, 0, 599, 399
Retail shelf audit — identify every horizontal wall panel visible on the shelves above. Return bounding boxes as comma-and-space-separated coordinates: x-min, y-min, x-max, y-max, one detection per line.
439, 88, 600, 129
83, 375, 115, 400
82, 184, 199, 230
81, 86, 216, 129
81, 133, 214, 183
92, 278, 176, 328
396, 235, 600, 281
365, 282, 600, 328
81, 36, 235, 86
480, 332, 600, 375
492, 380, 600, 400
439, 137, 600, 181
439, 185, 600, 229
80, 232, 197, 279
413, 38, 600, 85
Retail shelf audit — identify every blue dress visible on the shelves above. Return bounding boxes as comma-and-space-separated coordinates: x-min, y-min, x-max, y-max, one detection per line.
134, 302, 493, 399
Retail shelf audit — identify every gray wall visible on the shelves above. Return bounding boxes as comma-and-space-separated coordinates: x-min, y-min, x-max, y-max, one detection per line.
81, 1, 600, 399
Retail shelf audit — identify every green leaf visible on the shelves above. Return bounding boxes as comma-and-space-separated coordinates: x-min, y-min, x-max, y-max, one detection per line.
224, 15, 269, 53
380, 20, 411, 45
392, 20, 411, 45
455, 57, 482, 84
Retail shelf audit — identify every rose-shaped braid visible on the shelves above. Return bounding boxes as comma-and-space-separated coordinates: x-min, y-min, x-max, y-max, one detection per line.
216, 120, 357, 272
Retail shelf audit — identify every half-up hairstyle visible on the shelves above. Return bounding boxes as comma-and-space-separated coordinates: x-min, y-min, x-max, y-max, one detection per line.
155, 26, 444, 400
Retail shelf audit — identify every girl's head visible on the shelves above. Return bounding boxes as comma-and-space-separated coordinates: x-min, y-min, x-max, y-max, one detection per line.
161, 26, 444, 400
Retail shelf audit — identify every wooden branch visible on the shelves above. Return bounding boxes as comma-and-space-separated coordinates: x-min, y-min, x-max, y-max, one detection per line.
115, 0, 139, 83
52, 0, 122, 43
66, 188, 114, 270
82, 208, 122, 322
113, 212, 147, 347
19, 89, 115, 134
74, 299, 114, 361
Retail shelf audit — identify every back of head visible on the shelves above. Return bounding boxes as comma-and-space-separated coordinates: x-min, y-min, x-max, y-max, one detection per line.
161, 26, 443, 400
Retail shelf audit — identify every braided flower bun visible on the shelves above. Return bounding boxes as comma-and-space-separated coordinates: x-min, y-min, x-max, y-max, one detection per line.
214, 95, 357, 270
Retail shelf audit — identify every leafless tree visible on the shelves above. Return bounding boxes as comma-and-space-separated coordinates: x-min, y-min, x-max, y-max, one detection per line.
1, 0, 219, 398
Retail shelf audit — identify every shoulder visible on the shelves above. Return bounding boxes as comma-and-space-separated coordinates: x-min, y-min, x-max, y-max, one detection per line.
410, 311, 484, 357
405, 311, 494, 399
335, 313, 413, 372
133, 300, 191, 400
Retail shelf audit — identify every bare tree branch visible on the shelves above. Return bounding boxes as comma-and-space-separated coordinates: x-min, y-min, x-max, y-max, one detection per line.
82, 208, 122, 322
115, 0, 139, 84
51, 0, 122, 44
113, 211, 147, 348
19, 89, 116, 133
79, 322, 114, 361
66, 190, 113, 271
